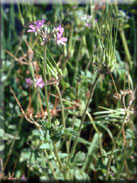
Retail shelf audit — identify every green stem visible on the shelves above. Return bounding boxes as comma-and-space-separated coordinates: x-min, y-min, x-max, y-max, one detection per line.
44, 149, 57, 179
47, 48, 63, 76
82, 133, 101, 172
114, 0, 132, 68
55, 84, 71, 154
110, 72, 118, 94
73, 41, 82, 85
29, 62, 35, 79
55, 85, 70, 153
55, 85, 65, 128
66, 116, 76, 154
37, 129, 57, 179
106, 112, 127, 180
17, 4, 24, 25
86, 111, 103, 155
53, 142, 66, 179
43, 45, 51, 127
119, 29, 132, 68
3, 117, 23, 171
67, 71, 100, 165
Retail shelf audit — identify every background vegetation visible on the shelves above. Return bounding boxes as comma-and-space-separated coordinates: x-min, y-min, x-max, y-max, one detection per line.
1, 1, 137, 181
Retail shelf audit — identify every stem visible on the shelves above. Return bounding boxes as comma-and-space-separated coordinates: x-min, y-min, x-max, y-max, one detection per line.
106, 112, 127, 180
66, 116, 76, 154
37, 129, 57, 179
82, 133, 100, 172
119, 29, 132, 68
3, 117, 23, 171
67, 71, 100, 165
114, 0, 132, 68
43, 45, 51, 127
44, 149, 57, 179
38, 89, 44, 114
55, 85, 69, 153
47, 48, 63, 76
52, 142, 66, 179
110, 72, 118, 94
73, 41, 82, 85
86, 111, 103, 156
17, 4, 24, 25
55, 85, 65, 128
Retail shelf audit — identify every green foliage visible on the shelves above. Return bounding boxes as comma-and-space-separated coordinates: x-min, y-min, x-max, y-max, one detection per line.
1, 2, 137, 181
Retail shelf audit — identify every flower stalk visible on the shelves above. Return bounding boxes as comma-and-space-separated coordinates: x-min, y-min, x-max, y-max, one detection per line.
67, 69, 101, 165
43, 45, 51, 127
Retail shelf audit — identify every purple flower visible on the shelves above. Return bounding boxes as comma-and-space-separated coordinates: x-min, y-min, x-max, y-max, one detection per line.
36, 77, 45, 88
27, 20, 45, 32
55, 24, 64, 37
85, 23, 91, 27
55, 25, 67, 46
57, 37, 67, 46
25, 78, 33, 88
20, 175, 27, 181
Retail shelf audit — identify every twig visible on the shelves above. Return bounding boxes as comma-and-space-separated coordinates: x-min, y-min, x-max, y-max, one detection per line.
10, 87, 40, 128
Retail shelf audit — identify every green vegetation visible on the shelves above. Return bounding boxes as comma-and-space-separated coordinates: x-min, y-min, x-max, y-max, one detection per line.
1, 1, 137, 181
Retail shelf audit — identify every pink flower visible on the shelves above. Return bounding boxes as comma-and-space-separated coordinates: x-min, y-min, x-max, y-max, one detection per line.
20, 175, 27, 181
36, 77, 45, 88
55, 25, 67, 46
85, 23, 91, 27
27, 20, 45, 32
55, 24, 64, 37
25, 78, 33, 88
57, 37, 67, 46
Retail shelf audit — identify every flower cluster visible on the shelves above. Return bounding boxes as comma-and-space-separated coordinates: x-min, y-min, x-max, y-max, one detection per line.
55, 25, 67, 46
27, 20, 45, 32
27, 20, 67, 46
25, 77, 45, 89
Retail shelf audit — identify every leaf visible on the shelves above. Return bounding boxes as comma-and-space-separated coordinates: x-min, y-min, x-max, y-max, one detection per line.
96, 121, 113, 141
94, 108, 125, 123
0, 145, 4, 151
71, 135, 91, 146
8, 125, 16, 129
4, 133, 20, 140
20, 150, 31, 162
82, 133, 100, 172
66, 168, 74, 180
74, 169, 90, 180
73, 151, 85, 164
90, 163, 96, 171
58, 152, 68, 159
64, 128, 79, 137
39, 143, 51, 150
0, 129, 4, 137
32, 129, 40, 136
126, 128, 135, 139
